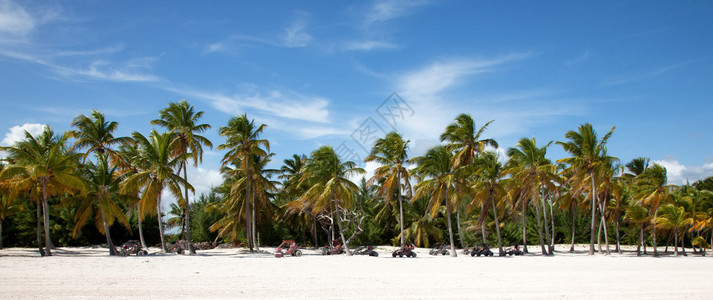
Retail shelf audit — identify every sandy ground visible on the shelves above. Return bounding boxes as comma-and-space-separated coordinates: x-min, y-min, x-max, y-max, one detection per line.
1, 244, 712, 299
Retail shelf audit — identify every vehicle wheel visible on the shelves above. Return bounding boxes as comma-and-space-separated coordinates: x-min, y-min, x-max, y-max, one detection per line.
405, 252, 412, 257
399, 252, 404, 258
471, 252, 476, 257
142, 250, 148, 255
442, 251, 447, 255
178, 249, 184, 255
392, 252, 398, 257
370, 252, 378, 257
477, 253, 481, 257
322, 249, 327, 255
295, 250, 302, 257
137, 250, 143, 256
411, 252, 417, 258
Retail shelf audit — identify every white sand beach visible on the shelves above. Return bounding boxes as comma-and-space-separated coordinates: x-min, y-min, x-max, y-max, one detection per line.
1, 244, 712, 299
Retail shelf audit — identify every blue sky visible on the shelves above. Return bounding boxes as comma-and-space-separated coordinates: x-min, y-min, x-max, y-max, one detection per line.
1, 0, 712, 200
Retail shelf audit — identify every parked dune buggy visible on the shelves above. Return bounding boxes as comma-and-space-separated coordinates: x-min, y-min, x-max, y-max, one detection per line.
274, 240, 302, 258
353, 245, 379, 257
505, 244, 524, 256
392, 242, 417, 258
470, 244, 494, 257
119, 240, 148, 256
322, 241, 346, 255
429, 243, 449, 256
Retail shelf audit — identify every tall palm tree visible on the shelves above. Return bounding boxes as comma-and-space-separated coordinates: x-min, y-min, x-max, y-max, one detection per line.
0, 126, 85, 256
217, 114, 268, 252
64, 156, 131, 255
279, 154, 320, 245
507, 137, 559, 255
411, 145, 458, 257
557, 123, 616, 255
151, 100, 212, 255
624, 203, 650, 256
469, 151, 508, 255
115, 141, 148, 249
299, 146, 364, 256
441, 114, 497, 249
70, 110, 130, 163
365, 132, 412, 247
635, 164, 673, 256
121, 130, 193, 252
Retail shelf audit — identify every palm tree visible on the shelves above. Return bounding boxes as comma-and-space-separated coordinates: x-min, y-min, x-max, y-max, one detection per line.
151, 100, 212, 254
624, 204, 650, 256
365, 132, 412, 247
0, 193, 23, 249
654, 203, 694, 256
121, 130, 193, 252
441, 114, 497, 249
507, 137, 559, 255
0, 126, 85, 256
299, 146, 364, 256
115, 141, 149, 249
635, 164, 673, 256
469, 151, 508, 255
557, 123, 616, 255
411, 145, 458, 257
64, 156, 131, 255
70, 110, 130, 163
217, 114, 268, 252
279, 154, 320, 245
167, 202, 186, 237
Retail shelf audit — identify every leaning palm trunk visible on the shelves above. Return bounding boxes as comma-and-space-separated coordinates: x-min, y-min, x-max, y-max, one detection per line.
332, 196, 351, 256
157, 191, 168, 253
589, 173, 597, 255
492, 200, 504, 256
398, 174, 405, 247
137, 207, 147, 250
41, 180, 52, 256
182, 166, 195, 255
101, 211, 118, 256
615, 218, 621, 254
599, 203, 611, 255
534, 200, 547, 255
480, 202, 487, 244
445, 194, 457, 257
251, 195, 258, 250
674, 231, 679, 256
457, 205, 466, 249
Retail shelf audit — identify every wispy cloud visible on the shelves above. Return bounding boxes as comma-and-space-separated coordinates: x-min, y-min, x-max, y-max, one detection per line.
281, 14, 312, 48
364, 0, 430, 25
343, 40, 397, 51
603, 61, 692, 86
165, 85, 331, 124
0, 0, 34, 41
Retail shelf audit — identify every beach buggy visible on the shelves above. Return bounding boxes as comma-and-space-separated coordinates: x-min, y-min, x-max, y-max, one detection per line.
274, 240, 302, 258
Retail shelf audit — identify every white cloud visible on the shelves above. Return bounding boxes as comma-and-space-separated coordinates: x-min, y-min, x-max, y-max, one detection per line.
2, 123, 45, 146
186, 166, 223, 198
652, 159, 713, 185
281, 17, 312, 48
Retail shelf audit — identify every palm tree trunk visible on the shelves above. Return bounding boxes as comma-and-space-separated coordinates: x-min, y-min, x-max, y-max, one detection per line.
182, 165, 195, 255
101, 211, 118, 256
251, 194, 258, 250
599, 203, 611, 255
36, 199, 43, 256
492, 200, 504, 256
637, 225, 642, 256
534, 200, 547, 255
597, 218, 603, 253
398, 173, 405, 248
643, 224, 648, 255
653, 205, 659, 257
665, 234, 670, 253
311, 213, 318, 247
457, 205, 466, 250
480, 201, 487, 244
245, 159, 253, 252
616, 218, 621, 254
540, 192, 551, 254
522, 198, 529, 253
674, 231, 679, 256
681, 233, 687, 256
0, 220, 3, 249
589, 171, 597, 255
137, 207, 147, 250
548, 196, 556, 254
445, 191, 457, 257
332, 196, 351, 256
41, 180, 52, 256
569, 205, 576, 252
157, 190, 168, 253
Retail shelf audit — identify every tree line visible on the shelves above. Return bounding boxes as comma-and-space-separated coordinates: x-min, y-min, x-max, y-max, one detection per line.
1, 101, 712, 257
